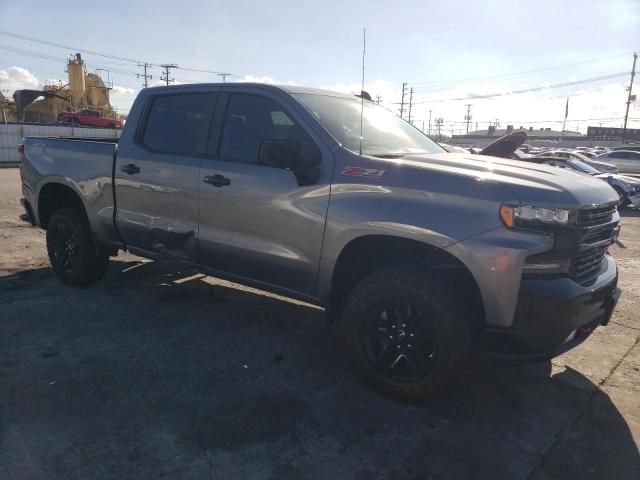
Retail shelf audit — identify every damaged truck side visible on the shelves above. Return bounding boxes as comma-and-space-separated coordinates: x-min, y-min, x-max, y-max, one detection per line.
19, 83, 621, 401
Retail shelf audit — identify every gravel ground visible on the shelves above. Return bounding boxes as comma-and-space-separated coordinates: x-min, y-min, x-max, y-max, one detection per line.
0, 167, 638, 480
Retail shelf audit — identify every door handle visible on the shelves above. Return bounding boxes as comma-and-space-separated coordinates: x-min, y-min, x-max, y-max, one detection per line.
204, 174, 231, 187
120, 163, 140, 175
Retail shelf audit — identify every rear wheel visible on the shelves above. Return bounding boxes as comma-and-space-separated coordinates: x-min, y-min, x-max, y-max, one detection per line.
340, 267, 475, 402
46, 207, 110, 286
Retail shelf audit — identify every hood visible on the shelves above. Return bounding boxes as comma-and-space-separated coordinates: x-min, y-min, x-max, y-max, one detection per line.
388, 152, 619, 209
479, 132, 527, 158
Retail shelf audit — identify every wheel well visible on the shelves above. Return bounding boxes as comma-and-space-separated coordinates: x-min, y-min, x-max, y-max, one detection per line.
329, 235, 485, 328
38, 183, 85, 228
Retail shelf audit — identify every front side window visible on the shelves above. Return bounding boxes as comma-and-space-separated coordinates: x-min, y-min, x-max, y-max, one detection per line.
219, 94, 319, 164
294, 93, 444, 157
142, 93, 212, 156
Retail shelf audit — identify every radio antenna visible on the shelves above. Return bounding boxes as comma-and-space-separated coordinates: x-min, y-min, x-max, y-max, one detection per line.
359, 27, 366, 155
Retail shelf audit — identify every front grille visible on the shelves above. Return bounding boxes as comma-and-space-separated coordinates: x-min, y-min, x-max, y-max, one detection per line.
569, 246, 607, 281
583, 226, 615, 244
577, 204, 617, 226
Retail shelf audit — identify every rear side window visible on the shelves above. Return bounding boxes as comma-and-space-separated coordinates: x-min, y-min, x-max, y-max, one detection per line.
142, 94, 212, 156
219, 93, 320, 165
612, 151, 628, 159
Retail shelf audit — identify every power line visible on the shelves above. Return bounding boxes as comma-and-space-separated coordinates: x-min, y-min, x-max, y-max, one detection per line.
409, 53, 630, 88
392, 72, 629, 104
0, 44, 141, 76
0, 30, 233, 76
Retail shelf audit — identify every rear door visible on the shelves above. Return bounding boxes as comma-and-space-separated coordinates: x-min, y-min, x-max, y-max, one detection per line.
114, 90, 217, 260
197, 88, 333, 297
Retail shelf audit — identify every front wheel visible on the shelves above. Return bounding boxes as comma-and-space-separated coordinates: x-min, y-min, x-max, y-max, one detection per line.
46, 207, 110, 286
340, 267, 475, 402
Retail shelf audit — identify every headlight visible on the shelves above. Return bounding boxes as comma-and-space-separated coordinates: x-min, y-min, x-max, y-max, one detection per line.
500, 204, 571, 228
523, 258, 570, 274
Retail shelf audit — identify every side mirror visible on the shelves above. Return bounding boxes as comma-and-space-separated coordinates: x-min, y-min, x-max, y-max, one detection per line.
258, 140, 302, 170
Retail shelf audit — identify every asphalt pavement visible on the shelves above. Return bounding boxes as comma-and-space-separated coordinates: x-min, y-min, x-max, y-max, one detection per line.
1, 168, 638, 480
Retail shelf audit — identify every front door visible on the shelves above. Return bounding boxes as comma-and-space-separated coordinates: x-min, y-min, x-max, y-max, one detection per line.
114, 91, 217, 260
197, 90, 332, 297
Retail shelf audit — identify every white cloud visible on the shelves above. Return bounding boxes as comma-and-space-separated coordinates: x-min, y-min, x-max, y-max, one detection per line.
111, 85, 136, 95
0, 66, 39, 92
234, 75, 296, 85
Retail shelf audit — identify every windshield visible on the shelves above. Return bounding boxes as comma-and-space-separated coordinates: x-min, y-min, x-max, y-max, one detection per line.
567, 158, 600, 174
294, 94, 444, 157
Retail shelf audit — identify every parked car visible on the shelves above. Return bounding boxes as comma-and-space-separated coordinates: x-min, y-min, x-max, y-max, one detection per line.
525, 156, 640, 207
595, 150, 640, 174
611, 145, 640, 153
57, 109, 122, 129
18, 83, 621, 401
538, 150, 618, 173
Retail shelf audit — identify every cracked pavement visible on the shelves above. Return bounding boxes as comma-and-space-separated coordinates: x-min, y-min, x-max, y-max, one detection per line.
0, 168, 638, 479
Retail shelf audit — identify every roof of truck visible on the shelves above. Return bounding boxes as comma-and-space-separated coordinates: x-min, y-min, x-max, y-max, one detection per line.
146, 82, 357, 98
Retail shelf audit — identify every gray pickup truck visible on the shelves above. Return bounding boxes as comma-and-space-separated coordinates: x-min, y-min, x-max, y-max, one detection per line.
19, 83, 621, 401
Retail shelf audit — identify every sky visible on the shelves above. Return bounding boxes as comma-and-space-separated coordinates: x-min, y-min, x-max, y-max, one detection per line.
0, 0, 639, 133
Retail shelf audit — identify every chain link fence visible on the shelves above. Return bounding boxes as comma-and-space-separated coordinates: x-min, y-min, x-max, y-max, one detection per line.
0, 123, 121, 167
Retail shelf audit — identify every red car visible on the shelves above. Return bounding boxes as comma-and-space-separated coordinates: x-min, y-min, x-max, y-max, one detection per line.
57, 109, 122, 129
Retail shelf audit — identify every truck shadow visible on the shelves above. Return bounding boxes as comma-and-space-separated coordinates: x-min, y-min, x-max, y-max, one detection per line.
1, 259, 638, 479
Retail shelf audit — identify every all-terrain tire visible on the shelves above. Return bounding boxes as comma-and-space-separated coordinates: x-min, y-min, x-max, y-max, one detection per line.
46, 207, 110, 286
340, 267, 475, 402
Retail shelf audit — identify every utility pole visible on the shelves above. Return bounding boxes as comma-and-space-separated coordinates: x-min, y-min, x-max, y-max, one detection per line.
408, 87, 414, 123
622, 52, 637, 144
464, 103, 472, 134
137, 63, 153, 88
428, 109, 432, 135
494, 118, 501, 128
400, 82, 407, 119
435, 117, 444, 141
375, 95, 382, 104
160, 64, 178, 86
217, 73, 232, 83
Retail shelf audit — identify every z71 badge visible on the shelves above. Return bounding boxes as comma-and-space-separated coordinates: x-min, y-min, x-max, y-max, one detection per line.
341, 166, 386, 178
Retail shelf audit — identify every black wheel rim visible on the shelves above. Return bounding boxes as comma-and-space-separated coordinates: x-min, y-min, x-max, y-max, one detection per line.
52, 224, 78, 272
360, 303, 438, 383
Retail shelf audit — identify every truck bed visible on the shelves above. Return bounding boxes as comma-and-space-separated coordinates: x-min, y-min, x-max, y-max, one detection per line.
21, 136, 120, 245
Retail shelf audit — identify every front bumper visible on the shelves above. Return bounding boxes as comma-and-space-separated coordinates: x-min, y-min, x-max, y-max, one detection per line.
486, 254, 620, 364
